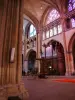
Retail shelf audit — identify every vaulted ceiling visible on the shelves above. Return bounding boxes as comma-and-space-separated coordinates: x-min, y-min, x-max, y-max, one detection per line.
24, 0, 68, 25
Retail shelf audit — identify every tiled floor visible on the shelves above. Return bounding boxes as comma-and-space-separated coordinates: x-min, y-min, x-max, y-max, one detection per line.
23, 76, 75, 100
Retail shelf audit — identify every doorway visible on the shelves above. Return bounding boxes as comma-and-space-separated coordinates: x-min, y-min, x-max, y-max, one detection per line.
28, 50, 36, 72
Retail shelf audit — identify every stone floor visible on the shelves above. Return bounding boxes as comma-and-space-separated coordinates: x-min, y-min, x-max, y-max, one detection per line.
23, 76, 75, 100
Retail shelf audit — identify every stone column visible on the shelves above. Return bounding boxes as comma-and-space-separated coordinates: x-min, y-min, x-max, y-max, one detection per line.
0, 0, 8, 85
68, 52, 74, 74
36, 25, 42, 73
24, 35, 28, 73
60, 16, 70, 75
57, 47, 66, 75
0, 0, 28, 99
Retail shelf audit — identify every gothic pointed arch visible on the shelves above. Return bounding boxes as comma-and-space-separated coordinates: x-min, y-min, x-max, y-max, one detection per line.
42, 40, 66, 75
26, 49, 36, 72
46, 9, 60, 25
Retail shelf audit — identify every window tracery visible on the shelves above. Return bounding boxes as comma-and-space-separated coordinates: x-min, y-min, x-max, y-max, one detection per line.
46, 9, 60, 25
42, 24, 62, 40
68, 0, 75, 11
42, 9, 62, 40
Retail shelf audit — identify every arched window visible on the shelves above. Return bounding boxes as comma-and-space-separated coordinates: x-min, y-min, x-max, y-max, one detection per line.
42, 9, 62, 40
29, 24, 36, 37
46, 30, 50, 38
42, 32, 45, 40
68, 0, 75, 11
58, 25, 62, 33
46, 9, 60, 25
71, 18, 75, 27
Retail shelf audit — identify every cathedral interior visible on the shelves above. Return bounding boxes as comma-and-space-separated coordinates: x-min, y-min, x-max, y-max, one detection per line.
0, 0, 75, 100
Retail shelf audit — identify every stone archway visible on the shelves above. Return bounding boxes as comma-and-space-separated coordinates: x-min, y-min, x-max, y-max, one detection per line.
28, 50, 36, 72
41, 40, 66, 75
24, 49, 36, 74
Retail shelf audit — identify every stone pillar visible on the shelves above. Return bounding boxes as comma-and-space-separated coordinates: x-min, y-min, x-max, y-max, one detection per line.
68, 52, 74, 74
0, 0, 28, 99
57, 47, 66, 75
36, 25, 42, 73
60, 16, 70, 75
23, 35, 28, 73
0, 0, 8, 85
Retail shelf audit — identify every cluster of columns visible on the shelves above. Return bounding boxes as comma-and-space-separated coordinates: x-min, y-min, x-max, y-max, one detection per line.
0, 0, 23, 85
61, 15, 75, 75
0, 0, 28, 99
36, 24, 43, 73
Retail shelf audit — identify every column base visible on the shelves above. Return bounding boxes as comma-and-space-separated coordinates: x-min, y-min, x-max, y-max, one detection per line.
65, 71, 71, 76
0, 82, 29, 100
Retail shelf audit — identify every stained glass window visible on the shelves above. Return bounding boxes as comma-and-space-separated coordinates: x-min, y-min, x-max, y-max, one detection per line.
29, 24, 36, 37
46, 30, 49, 38
50, 29, 53, 37
68, 4, 73, 11
68, 0, 75, 11
73, 2, 75, 9
46, 9, 60, 25
42, 32, 45, 40
58, 25, 62, 33
71, 18, 75, 27
53, 27, 57, 35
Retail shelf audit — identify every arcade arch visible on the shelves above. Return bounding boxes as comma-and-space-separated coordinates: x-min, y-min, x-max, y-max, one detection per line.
41, 40, 66, 75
